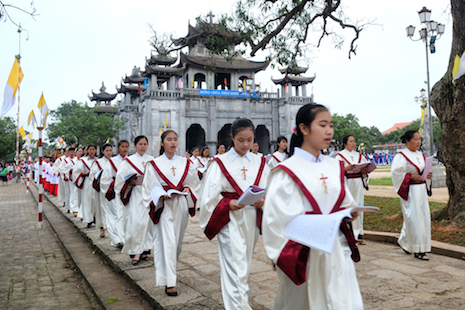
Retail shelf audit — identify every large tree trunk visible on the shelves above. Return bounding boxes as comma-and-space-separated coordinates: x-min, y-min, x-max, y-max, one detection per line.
430, 0, 465, 226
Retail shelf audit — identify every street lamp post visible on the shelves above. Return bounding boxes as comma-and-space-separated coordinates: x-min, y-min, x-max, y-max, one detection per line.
406, 7, 445, 156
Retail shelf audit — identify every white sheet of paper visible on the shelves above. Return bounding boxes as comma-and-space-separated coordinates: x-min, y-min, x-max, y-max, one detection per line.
236, 185, 265, 206
94, 169, 103, 180
197, 166, 207, 174
284, 206, 379, 254
421, 156, 434, 180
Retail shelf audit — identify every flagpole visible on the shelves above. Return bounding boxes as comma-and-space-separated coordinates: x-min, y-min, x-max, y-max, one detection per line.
15, 25, 22, 183
37, 126, 44, 229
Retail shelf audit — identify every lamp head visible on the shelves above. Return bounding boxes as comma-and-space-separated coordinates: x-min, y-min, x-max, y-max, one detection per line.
418, 7, 431, 23
437, 23, 445, 35
406, 25, 415, 37
420, 88, 426, 97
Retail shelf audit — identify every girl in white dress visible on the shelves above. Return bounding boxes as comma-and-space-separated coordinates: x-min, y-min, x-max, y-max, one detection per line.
336, 135, 370, 243
114, 136, 154, 265
90, 143, 112, 238
216, 143, 226, 157
142, 130, 199, 297
73, 144, 97, 227
100, 140, 129, 248
391, 130, 432, 260
262, 104, 364, 310
267, 136, 288, 169
199, 118, 270, 310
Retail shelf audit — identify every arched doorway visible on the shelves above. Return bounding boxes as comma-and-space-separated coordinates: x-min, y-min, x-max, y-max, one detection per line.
186, 124, 206, 152
217, 124, 232, 151
255, 125, 270, 154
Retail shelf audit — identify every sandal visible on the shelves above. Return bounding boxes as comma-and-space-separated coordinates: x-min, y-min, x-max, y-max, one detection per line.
132, 255, 141, 266
141, 254, 149, 261
116, 243, 124, 249
414, 253, 429, 261
165, 286, 178, 297
397, 241, 411, 255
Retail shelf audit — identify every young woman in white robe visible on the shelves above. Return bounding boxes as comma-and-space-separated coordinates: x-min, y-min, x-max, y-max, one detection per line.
215, 143, 226, 157
142, 130, 200, 297
199, 118, 270, 310
391, 130, 432, 261
100, 140, 129, 248
63, 149, 78, 214
90, 144, 113, 238
336, 135, 370, 243
114, 136, 154, 265
267, 136, 288, 170
262, 104, 364, 310
73, 144, 97, 226
250, 141, 263, 157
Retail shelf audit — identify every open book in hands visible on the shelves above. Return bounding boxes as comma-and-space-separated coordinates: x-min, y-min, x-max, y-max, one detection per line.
284, 206, 379, 254
236, 185, 265, 206
349, 162, 377, 174
124, 173, 144, 185
150, 183, 188, 209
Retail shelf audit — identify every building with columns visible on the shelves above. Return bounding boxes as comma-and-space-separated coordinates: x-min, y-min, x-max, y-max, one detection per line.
114, 21, 315, 156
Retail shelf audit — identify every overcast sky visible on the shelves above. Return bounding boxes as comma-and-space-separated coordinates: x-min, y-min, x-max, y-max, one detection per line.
0, 0, 452, 138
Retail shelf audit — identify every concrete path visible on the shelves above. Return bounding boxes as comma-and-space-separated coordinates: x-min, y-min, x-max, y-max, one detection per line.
33, 181, 465, 309
0, 183, 100, 310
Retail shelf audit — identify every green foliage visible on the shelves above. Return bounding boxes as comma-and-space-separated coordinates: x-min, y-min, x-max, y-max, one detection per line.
46, 100, 126, 148
368, 177, 393, 186
0, 117, 17, 161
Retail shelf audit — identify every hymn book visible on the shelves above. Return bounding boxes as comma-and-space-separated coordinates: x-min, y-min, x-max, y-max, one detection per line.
150, 183, 188, 209
124, 173, 144, 185
421, 156, 434, 180
236, 185, 265, 206
284, 206, 379, 254
349, 162, 377, 174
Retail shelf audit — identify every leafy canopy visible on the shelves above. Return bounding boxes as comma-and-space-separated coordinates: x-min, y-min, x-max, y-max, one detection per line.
46, 100, 126, 148
0, 116, 17, 161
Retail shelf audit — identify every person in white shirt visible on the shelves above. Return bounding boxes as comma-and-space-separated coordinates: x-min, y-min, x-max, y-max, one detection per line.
262, 103, 363, 310
391, 130, 433, 261
199, 118, 270, 310
268, 136, 288, 169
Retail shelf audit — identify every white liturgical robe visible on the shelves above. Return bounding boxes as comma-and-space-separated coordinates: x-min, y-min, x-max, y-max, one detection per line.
63, 157, 79, 213
267, 151, 287, 170
73, 157, 96, 224
90, 157, 108, 229
391, 148, 431, 254
262, 148, 363, 310
100, 154, 126, 247
114, 152, 154, 255
199, 148, 270, 310
142, 154, 200, 287
336, 149, 369, 238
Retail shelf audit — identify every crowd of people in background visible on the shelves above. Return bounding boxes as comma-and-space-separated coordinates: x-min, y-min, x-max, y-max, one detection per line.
10, 103, 434, 310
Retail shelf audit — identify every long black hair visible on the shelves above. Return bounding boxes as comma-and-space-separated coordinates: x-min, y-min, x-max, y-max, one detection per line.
230, 118, 254, 149
159, 130, 177, 156
289, 104, 329, 156
276, 136, 288, 154
400, 130, 418, 143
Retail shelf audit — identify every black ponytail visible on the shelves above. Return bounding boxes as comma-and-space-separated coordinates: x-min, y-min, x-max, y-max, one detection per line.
159, 130, 177, 156
289, 103, 329, 156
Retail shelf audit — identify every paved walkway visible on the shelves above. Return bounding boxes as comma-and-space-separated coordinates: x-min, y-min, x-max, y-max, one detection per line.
36, 181, 465, 309
0, 183, 99, 310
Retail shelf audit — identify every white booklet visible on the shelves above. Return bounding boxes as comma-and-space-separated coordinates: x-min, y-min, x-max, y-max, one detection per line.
421, 156, 434, 180
284, 206, 379, 254
236, 185, 265, 206
150, 183, 187, 209
197, 166, 207, 174
94, 169, 103, 180
124, 173, 144, 185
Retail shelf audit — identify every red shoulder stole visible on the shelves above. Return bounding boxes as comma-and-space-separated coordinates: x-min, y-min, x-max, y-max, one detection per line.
274, 160, 359, 285
271, 154, 281, 163
92, 160, 103, 192
148, 159, 194, 225
105, 159, 118, 201
397, 152, 431, 199
204, 156, 266, 240
120, 158, 144, 206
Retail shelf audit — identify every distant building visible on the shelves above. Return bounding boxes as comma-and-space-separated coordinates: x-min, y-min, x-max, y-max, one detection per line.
114, 20, 316, 156
382, 122, 413, 135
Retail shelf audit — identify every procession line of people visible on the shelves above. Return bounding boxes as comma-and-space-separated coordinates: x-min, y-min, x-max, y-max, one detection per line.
31, 103, 433, 309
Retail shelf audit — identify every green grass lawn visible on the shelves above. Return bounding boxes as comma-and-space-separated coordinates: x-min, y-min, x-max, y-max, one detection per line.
364, 196, 465, 247
369, 177, 393, 186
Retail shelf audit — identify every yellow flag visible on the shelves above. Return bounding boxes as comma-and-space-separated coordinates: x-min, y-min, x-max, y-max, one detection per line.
37, 93, 49, 116
452, 54, 461, 79
452, 51, 465, 85
1, 58, 24, 118
28, 110, 37, 127
242, 79, 246, 90
159, 129, 163, 136
191, 77, 194, 87
18, 126, 26, 138
165, 118, 168, 127
106, 138, 110, 143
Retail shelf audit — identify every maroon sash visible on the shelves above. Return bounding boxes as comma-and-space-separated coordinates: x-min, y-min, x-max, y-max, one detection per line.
275, 161, 360, 285
92, 160, 103, 192
204, 155, 266, 240
148, 159, 193, 224
397, 152, 431, 199
271, 154, 282, 163
105, 158, 118, 201
120, 158, 144, 206
74, 159, 92, 189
